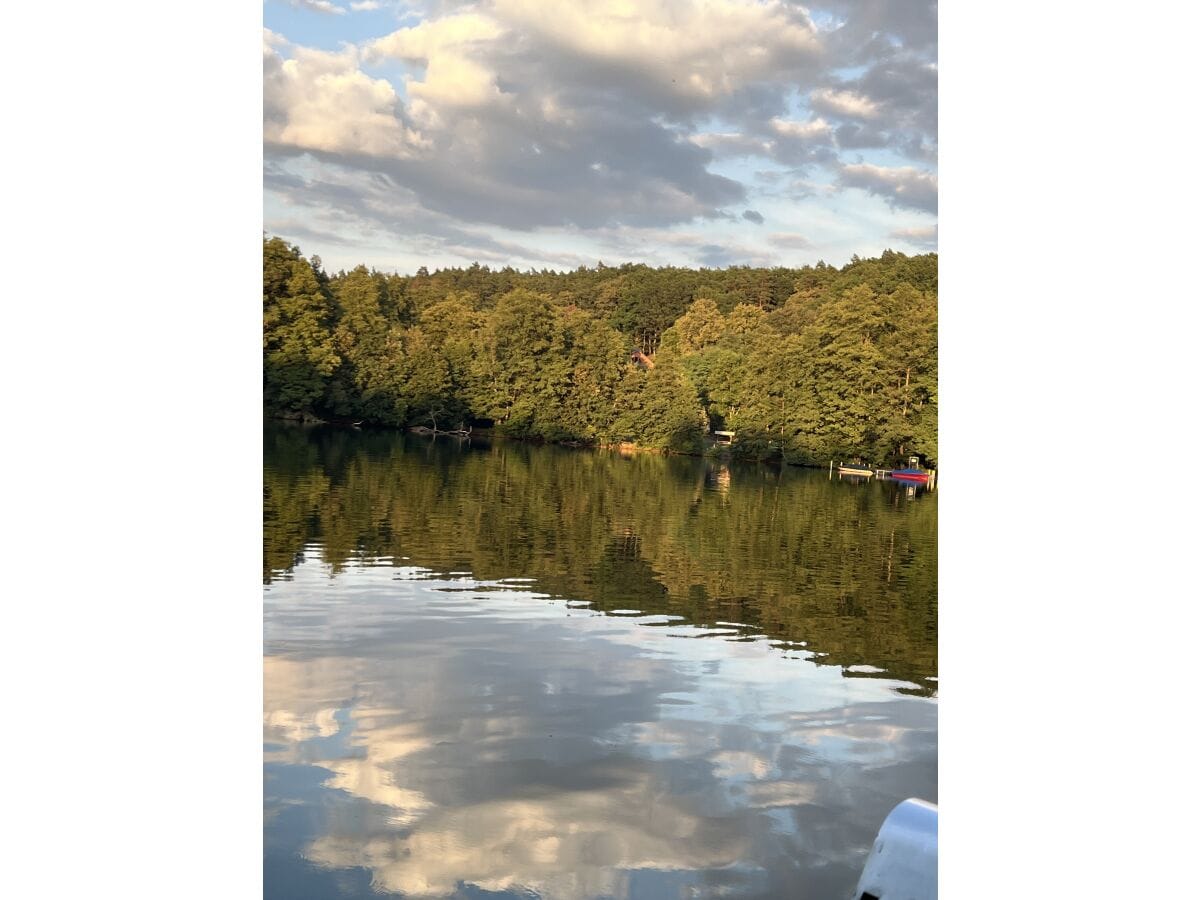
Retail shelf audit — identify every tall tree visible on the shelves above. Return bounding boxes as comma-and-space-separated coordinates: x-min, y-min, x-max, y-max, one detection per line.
263, 237, 340, 414
328, 266, 408, 423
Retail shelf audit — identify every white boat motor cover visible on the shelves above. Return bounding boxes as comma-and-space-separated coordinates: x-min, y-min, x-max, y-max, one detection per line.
851, 797, 937, 900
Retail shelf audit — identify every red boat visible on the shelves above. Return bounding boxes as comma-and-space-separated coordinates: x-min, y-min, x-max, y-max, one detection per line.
890, 468, 930, 483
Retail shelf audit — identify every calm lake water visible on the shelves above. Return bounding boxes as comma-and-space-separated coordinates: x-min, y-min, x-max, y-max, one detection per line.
264, 426, 937, 900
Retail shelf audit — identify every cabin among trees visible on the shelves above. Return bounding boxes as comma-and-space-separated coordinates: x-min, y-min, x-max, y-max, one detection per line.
264, 237, 937, 466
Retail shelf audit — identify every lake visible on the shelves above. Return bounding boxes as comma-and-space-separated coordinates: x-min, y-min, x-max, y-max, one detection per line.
264, 425, 937, 899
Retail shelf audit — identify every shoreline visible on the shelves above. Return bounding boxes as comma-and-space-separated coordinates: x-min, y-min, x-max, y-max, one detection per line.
266, 413, 931, 471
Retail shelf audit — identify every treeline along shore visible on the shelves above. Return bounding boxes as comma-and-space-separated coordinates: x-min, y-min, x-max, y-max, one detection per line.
264, 237, 936, 466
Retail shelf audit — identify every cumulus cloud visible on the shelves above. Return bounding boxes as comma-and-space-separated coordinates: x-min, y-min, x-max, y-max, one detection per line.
263, 38, 426, 157
811, 88, 881, 120
263, 0, 938, 264
486, 0, 823, 113
770, 117, 834, 140
791, 1, 938, 164
271, 12, 747, 230
367, 10, 503, 60
838, 163, 938, 214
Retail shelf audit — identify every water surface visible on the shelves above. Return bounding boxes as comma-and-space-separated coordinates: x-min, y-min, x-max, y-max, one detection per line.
264, 426, 937, 899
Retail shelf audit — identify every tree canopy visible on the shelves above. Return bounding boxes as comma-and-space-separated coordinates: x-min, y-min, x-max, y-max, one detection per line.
263, 237, 937, 466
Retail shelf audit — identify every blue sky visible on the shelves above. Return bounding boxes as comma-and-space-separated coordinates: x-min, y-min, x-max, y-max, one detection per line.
263, 0, 937, 273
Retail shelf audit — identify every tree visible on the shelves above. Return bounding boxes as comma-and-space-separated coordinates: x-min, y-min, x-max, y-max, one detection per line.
401, 327, 456, 428
558, 314, 628, 441
877, 284, 938, 463
327, 266, 408, 423
475, 289, 566, 436
673, 298, 725, 354
613, 344, 708, 452
263, 238, 340, 414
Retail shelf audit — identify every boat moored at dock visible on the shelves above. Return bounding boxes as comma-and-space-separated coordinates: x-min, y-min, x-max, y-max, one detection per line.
837, 463, 875, 477
886, 456, 936, 488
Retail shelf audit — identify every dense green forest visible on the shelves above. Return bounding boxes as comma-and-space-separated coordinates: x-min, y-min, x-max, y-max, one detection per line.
264, 237, 937, 466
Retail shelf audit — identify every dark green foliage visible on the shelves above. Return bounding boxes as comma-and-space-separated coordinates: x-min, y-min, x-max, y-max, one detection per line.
612, 347, 709, 453
263, 238, 340, 414
325, 266, 410, 423
263, 237, 937, 463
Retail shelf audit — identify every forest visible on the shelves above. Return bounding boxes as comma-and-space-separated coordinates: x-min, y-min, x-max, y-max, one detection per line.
263, 237, 937, 466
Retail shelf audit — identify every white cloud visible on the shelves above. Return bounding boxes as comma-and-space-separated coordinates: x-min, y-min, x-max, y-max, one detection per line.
263, 559, 937, 900
367, 12, 508, 109
263, 36, 427, 158
306, 768, 747, 898
488, 0, 821, 104
770, 117, 834, 140
290, 0, 347, 15
811, 87, 881, 120
413, 53, 507, 109
367, 11, 505, 63
263, 1, 937, 261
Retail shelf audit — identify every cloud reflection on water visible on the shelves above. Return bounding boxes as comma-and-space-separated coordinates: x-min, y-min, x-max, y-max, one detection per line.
265, 564, 936, 899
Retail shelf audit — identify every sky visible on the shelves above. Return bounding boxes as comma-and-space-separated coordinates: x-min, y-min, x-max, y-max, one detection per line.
263, 0, 937, 274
